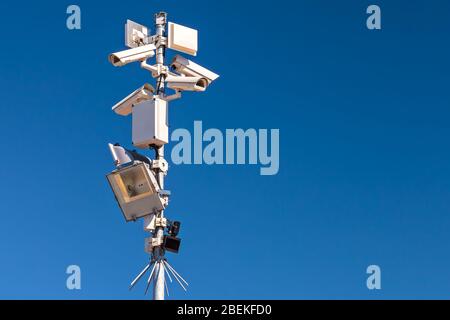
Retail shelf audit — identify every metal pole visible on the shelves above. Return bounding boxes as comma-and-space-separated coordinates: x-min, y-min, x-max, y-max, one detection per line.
155, 12, 167, 95
152, 11, 167, 301
154, 261, 165, 300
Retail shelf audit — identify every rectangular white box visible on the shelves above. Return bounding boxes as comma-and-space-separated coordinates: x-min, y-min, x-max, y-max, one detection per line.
132, 97, 168, 148
168, 22, 198, 56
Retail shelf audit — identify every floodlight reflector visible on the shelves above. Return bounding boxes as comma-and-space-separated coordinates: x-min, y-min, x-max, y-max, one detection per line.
107, 162, 165, 221
168, 22, 198, 56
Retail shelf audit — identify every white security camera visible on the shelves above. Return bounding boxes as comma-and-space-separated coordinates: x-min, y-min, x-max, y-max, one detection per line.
164, 75, 208, 92
170, 54, 219, 85
109, 44, 157, 67
112, 83, 155, 116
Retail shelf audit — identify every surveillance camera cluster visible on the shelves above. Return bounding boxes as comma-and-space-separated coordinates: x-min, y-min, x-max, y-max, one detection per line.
106, 13, 218, 299
108, 19, 219, 150
108, 22, 218, 94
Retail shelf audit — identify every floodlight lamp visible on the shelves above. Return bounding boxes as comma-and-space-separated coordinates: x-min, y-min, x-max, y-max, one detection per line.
107, 162, 166, 222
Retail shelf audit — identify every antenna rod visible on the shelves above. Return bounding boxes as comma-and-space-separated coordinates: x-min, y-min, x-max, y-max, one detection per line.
129, 262, 152, 290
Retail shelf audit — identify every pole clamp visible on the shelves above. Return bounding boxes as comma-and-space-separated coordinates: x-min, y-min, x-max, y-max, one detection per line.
152, 158, 169, 173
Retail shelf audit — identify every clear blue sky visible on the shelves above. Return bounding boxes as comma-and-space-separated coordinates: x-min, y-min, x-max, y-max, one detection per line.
0, 0, 449, 299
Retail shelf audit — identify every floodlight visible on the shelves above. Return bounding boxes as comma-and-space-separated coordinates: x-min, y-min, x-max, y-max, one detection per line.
109, 44, 156, 67
170, 55, 219, 85
107, 161, 166, 222
167, 22, 198, 56
112, 83, 154, 116
165, 75, 208, 92
163, 236, 181, 253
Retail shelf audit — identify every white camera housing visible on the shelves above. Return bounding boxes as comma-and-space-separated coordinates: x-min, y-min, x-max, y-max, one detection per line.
165, 75, 208, 92
109, 44, 156, 67
112, 83, 154, 116
170, 54, 219, 85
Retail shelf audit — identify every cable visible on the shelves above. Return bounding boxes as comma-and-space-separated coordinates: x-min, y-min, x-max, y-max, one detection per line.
156, 74, 164, 94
